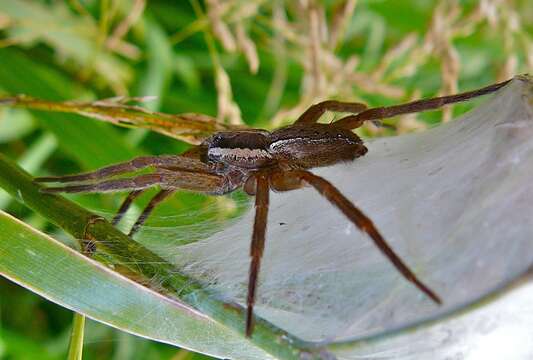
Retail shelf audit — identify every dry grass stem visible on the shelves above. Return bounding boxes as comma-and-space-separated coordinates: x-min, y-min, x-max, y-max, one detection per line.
206, 0, 237, 52
329, 0, 357, 50
215, 65, 243, 125
236, 23, 259, 74
106, 0, 145, 59
307, 2, 325, 97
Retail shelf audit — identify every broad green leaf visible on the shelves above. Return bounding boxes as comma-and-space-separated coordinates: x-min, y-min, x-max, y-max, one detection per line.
0, 210, 271, 360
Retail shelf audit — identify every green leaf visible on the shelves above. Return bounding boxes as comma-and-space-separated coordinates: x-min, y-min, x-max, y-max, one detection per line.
0, 209, 271, 359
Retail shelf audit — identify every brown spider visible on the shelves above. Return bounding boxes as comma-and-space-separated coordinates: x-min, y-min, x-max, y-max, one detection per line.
36, 79, 510, 337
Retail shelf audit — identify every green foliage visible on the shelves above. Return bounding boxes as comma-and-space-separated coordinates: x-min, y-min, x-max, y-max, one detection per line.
0, 0, 531, 359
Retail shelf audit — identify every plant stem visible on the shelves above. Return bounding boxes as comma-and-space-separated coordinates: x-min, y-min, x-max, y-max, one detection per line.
0, 95, 235, 145
67, 313, 86, 360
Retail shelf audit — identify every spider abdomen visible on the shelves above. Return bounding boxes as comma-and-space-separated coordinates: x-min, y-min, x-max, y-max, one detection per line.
269, 124, 367, 168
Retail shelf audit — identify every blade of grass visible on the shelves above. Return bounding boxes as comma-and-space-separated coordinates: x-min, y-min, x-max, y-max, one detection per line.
0, 94, 236, 146
0, 208, 266, 359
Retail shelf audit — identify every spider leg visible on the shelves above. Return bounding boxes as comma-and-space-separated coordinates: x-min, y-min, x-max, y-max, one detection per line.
119, 169, 240, 237
35, 155, 203, 183
40, 174, 169, 193
128, 189, 175, 237
333, 116, 397, 131
246, 173, 270, 337
334, 115, 364, 130
335, 79, 511, 130
296, 100, 367, 124
289, 170, 441, 304
112, 190, 146, 225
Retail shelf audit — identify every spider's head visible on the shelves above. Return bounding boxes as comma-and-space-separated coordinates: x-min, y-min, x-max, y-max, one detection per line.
204, 130, 274, 168
206, 129, 270, 149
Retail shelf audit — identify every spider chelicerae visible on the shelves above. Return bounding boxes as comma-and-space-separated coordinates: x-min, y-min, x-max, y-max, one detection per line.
36, 79, 510, 337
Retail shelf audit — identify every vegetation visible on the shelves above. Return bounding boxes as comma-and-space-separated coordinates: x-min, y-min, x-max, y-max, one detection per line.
0, 0, 531, 359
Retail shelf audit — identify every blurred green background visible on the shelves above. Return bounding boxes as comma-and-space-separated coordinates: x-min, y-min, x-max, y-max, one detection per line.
0, 0, 531, 359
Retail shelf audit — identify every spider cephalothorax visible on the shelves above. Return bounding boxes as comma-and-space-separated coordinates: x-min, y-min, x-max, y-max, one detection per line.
36, 79, 511, 337
205, 129, 274, 169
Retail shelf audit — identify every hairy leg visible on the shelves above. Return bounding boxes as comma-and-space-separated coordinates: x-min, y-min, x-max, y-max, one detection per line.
128, 189, 175, 237
112, 190, 146, 225
39, 165, 228, 195
35, 154, 206, 183
296, 100, 367, 124
335, 79, 511, 129
287, 170, 441, 304
246, 174, 270, 337
39, 174, 169, 193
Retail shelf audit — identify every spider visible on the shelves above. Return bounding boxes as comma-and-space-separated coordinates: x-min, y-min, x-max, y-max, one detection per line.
36, 79, 510, 337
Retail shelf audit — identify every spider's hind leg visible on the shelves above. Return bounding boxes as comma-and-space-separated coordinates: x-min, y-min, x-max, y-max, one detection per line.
35, 155, 189, 184
39, 174, 167, 194
283, 170, 441, 305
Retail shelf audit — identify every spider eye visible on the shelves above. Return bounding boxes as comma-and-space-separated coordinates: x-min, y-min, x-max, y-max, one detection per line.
210, 134, 224, 146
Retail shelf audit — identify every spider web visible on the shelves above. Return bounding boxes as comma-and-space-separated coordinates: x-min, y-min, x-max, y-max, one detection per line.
64, 76, 533, 346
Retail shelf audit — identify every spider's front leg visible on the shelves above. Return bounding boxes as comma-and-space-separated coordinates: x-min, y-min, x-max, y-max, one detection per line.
296, 100, 367, 124
335, 79, 512, 129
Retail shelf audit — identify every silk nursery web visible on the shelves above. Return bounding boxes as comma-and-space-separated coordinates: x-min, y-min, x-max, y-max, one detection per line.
53, 77, 533, 344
